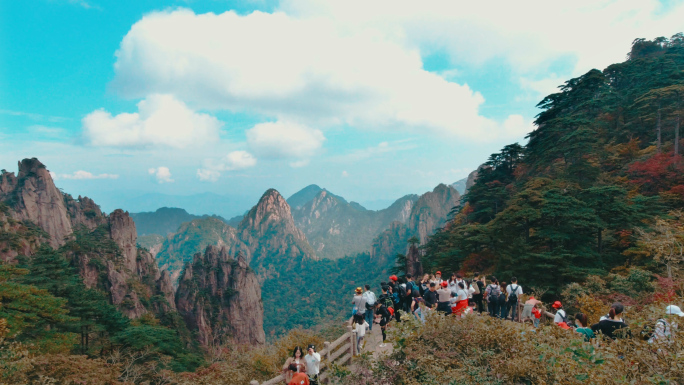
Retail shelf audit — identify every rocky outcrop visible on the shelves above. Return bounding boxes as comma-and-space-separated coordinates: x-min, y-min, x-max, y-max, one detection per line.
155, 217, 239, 284
371, 184, 460, 262
66, 195, 107, 230
409, 184, 460, 244
0, 159, 72, 247
0, 204, 46, 263
465, 168, 480, 194
176, 245, 265, 346
109, 209, 139, 273
405, 240, 423, 277
231, 189, 315, 268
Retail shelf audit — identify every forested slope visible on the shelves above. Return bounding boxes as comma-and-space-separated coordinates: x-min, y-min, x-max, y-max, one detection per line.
423, 35, 684, 294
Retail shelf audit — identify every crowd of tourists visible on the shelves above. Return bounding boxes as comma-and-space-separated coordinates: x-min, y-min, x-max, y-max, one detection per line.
282, 271, 684, 385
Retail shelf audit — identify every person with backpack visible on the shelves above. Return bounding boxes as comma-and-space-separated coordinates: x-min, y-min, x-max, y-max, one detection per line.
506, 277, 523, 321
591, 302, 628, 340
374, 291, 392, 347
552, 301, 570, 326
472, 272, 485, 313
648, 305, 683, 346
351, 287, 367, 320
362, 284, 376, 331
398, 277, 410, 312
484, 277, 501, 317
498, 282, 508, 319
406, 274, 421, 307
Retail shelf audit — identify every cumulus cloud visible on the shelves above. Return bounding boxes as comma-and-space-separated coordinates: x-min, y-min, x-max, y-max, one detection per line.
51, 170, 119, 180
246, 121, 325, 160
148, 166, 174, 183
197, 151, 257, 181
111, 9, 518, 139
82, 94, 221, 148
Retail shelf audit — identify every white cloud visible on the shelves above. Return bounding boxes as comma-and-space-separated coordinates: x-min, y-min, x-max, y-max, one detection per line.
82, 94, 222, 148
52, 170, 119, 180
334, 140, 417, 162
111, 9, 522, 139
196, 168, 221, 182
246, 121, 325, 160
198, 150, 257, 181
148, 166, 174, 183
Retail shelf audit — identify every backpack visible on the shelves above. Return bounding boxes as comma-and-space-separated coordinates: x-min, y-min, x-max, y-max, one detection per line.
411, 281, 421, 298
557, 309, 569, 324
398, 283, 407, 299
380, 294, 394, 310
508, 285, 519, 304
642, 319, 669, 341
474, 280, 484, 295
487, 285, 500, 303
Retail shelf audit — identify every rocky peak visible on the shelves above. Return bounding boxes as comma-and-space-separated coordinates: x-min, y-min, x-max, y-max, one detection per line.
409, 184, 460, 244
66, 195, 107, 230
109, 209, 139, 273
175, 245, 265, 347
0, 158, 72, 247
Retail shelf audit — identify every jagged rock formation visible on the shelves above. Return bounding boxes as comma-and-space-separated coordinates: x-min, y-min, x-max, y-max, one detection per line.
155, 217, 239, 283
451, 167, 481, 196
371, 184, 460, 262
405, 240, 423, 277
0, 159, 73, 247
176, 245, 265, 346
291, 189, 418, 259
230, 189, 315, 268
0, 158, 175, 319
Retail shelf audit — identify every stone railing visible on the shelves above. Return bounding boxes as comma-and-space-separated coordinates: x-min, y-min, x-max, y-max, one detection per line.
250, 324, 358, 385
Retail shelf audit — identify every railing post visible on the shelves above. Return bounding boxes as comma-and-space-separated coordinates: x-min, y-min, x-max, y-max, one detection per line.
324, 341, 331, 362
347, 324, 355, 357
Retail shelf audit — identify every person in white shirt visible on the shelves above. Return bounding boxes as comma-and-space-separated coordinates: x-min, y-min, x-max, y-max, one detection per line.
353, 314, 370, 354
649, 305, 683, 346
552, 301, 568, 324
506, 277, 523, 321
362, 284, 376, 330
305, 344, 321, 385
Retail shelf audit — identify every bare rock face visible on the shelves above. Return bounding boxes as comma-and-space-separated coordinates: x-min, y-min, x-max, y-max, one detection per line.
0, 159, 72, 247
0, 207, 45, 263
409, 184, 460, 245
231, 189, 315, 268
370, 221, 409, 263
109, 209, 138, 273
176, 245, 265, 346
405, 241, 423, 277
66, 195, 107, 230
465, 168, 480, 194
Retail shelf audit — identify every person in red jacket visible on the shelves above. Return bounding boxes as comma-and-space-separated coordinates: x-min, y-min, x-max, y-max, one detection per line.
288, 363, 310, 385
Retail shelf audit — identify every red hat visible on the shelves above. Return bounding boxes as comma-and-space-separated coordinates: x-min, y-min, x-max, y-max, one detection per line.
389, 275, 398, 282
441, 281, 448, 288
552, 301, 562, 309
436, 271, 442, 275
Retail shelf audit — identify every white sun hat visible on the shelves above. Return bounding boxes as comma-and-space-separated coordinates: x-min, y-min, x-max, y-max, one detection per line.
665, 305, 684, 317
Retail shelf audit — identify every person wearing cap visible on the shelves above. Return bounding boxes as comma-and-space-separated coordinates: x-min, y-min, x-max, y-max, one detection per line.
304, 344, 321, 385
352, 287, 367, 320
648, 305, 683, 345
552, 301, 569, 325
591, 302, 628, 340
437, 281, 452, 314
433, 271, 443, 285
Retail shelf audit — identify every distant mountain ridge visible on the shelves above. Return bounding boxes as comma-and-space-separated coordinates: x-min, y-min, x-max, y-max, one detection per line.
131, 207, 228, 236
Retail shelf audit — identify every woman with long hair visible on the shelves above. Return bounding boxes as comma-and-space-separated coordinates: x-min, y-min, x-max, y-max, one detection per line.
575, 313, 595, 341
591, 302, 628, 340
282, 346, 307, 383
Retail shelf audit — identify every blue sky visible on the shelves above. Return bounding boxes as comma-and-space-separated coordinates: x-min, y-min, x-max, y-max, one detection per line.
1, 0, 683, 217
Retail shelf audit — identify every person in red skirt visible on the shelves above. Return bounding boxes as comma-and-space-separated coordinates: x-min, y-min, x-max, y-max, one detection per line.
452, 281, 469, 317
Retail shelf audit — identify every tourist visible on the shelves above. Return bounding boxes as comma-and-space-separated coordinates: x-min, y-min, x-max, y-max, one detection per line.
434, 271, 443, 285
407, 273, 421, 301
412, 297, 426, 323
282, 347, 307, 383
351, 287, 366, 320
452, 281, 469, 317
574, 313, 595, 341
374, 297, 392, 347
484, 277, 501, 317
304, 344, 321, 385
472, 272, 485, 313
649, 305, 684, 345
552, 301, 570, 326
288, 363, 310, 385
591, 302, 628, 340
362, 284, 376, 330
398, 276, 411, 312
437, 281, 452, 314
353, 314, 369, 353
498, 281, 508, 319
506, 277, 523, 321
419, 274, 430, 296
424, 282, 438, 310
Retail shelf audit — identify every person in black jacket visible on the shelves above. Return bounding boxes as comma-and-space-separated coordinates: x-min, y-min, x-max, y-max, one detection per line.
591, 302, 628, 340
374, 300, 392, 347
423, 282, 438, 310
